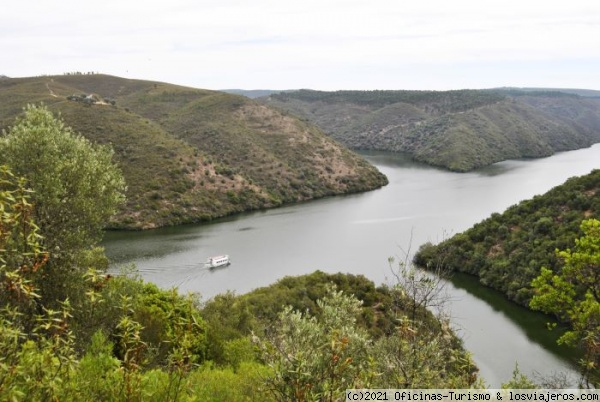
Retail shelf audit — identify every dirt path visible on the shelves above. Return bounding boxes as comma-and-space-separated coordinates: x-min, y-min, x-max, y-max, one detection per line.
46, 81, 58, 98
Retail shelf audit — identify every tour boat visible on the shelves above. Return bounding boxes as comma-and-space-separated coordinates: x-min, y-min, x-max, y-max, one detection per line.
205, 255, 230, 269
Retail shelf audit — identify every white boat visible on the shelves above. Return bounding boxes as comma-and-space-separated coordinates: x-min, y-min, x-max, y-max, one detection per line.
205, 255, 230, 269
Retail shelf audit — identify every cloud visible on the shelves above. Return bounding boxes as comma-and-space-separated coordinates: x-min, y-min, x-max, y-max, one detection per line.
2, 0, 600, 89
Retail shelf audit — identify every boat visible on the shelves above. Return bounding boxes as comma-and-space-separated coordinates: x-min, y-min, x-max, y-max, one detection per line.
205, 255, 230, 269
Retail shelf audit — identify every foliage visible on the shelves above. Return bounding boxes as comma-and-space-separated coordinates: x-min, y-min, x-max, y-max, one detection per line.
530, 219, 600, 386
0, 104, 126, 305
0, 305, 78, 401
370, 322, 476, 388
0, 116, 513, 398
0, 166, 77, 400
374, 257, 478, 388
0, 165, 47, 315
415, 169, 600, 307
0, 104, 125, 256
184, 362, 272, 402
0, 158, 210, 401
0, 195, 209, 399
200, 271, 400, 365
0, 262, 213, 401
203, 270, 478, 399
271, 89, 505, 110
255, 287, 372, 401
254, 282, 478, 401
501, 364, 538, 389
264, 89, 600, 171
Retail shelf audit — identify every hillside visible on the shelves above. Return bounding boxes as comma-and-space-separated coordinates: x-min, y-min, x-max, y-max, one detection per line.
414, 169, 600, 306
262, 89, 600, 171
0, 74, 387, 229
201, 270, 478, 388
497, 87, 600, 98
220, 89, 287, 98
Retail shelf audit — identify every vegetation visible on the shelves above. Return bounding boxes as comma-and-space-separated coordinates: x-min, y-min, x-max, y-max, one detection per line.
0, 109, 476, 399
263, 89, 600, 172
414, 169, 600, 384
0, 75, 387, 230
0, 105, 126, 306
530, 219, 600, 386
0, 107, 476, 400
415, 169, 600, 306
4, 103, 570, 399
0, 176, 478, 400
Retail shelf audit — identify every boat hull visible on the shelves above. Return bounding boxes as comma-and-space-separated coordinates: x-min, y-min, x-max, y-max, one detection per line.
205, 255, 230, 269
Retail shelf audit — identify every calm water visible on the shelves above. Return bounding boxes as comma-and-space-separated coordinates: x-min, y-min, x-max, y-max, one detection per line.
103, 144, 600, 386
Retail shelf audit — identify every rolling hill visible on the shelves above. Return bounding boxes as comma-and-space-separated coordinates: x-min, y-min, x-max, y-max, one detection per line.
414, 169, 600, 306
262, 89, 600, 171
220, 89, 286, 98
0, 74, 388, 229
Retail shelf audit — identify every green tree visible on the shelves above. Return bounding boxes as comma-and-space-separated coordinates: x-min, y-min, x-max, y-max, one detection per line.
0, 104, 125, 304
255, 287, 373, 401
530, 218, 600, 386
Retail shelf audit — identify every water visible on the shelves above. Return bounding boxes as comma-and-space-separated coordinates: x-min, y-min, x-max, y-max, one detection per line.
103, 144, 600, 386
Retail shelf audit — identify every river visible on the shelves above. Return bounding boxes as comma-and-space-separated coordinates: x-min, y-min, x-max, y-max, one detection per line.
103, 144, 600, 387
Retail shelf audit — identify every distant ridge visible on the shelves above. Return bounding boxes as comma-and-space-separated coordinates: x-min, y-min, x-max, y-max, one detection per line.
494, 86, 600, 98
262, 88, 600, 171
221, 89, 294, 98
0, 74, 387, 229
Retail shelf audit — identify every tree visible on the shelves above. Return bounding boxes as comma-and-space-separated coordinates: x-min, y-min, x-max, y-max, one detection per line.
530, 218, 600, 386
0, 104, 125, 304
254, 287, 373, 401
380, 250, 478, 388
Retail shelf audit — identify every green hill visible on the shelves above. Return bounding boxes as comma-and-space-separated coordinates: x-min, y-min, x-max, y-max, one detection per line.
496, 87, 600, 98
220, 89, 287, 98
414, 169, 600, 306
0, 75, 387, 229
262, 89, 600, 171
201, 270, 477, 388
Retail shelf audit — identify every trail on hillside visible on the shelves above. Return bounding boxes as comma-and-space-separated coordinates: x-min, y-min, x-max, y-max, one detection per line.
46, 81, 58, 98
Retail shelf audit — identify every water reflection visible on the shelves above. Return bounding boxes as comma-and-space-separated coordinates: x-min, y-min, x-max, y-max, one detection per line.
476, 161, 520, 176
449, 272, 575, 363
104, 227, 207, 263
358, 150, 435, 169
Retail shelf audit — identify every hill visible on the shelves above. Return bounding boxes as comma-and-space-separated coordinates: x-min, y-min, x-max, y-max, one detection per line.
220, 89, 289, 98
414, 169, 600, 306
496, 87, 600, 98
201, 270, 478, 389
0, 75, 387, 229
262, 89, 600, 171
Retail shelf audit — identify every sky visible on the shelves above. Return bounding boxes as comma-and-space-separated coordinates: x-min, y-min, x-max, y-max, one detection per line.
2, 0, 600, 91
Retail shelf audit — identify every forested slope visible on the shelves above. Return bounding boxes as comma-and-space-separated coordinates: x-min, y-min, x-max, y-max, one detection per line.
263, 89, 600, 171
0, 75, 387, 229
415, 169, 600, 306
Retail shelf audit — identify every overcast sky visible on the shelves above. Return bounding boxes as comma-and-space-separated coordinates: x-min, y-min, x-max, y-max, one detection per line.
2, 0, 600, 91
